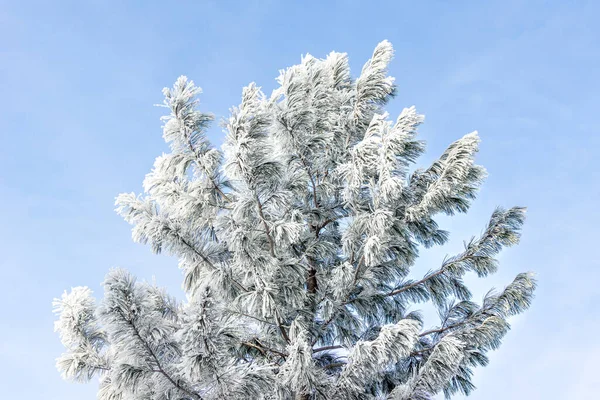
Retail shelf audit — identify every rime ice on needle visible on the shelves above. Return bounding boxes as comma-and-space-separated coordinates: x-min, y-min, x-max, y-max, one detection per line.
54, 40, 536, 400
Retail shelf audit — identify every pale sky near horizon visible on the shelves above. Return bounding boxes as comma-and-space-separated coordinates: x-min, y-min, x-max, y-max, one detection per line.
1, 0, 599, 398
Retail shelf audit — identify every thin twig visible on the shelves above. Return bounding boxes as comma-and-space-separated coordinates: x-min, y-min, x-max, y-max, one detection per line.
313, 345, 344, 353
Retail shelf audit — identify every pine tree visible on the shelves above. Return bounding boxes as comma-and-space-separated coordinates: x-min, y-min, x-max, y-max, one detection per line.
54, 41, 536, 400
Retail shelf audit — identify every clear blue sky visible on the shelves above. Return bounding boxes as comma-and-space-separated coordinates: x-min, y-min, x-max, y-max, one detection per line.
1, 0, 598, 398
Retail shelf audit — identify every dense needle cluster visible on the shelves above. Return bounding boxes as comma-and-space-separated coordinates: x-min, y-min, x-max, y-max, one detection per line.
54, 41, 536, 399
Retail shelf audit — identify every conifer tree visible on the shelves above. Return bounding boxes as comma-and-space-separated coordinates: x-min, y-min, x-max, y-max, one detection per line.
54, 41, 536, 400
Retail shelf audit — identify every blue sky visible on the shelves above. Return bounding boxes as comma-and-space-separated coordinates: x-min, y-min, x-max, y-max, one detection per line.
1, 0, 598, 398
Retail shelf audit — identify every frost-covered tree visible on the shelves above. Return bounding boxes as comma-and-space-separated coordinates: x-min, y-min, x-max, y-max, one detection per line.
54, 41, 536, 400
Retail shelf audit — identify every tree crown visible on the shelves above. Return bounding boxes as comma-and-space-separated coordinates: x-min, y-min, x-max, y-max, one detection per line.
54, 40, 536, 400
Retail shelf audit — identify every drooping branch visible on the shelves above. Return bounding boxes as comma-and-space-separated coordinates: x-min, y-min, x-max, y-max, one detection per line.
121, 310, 203, 400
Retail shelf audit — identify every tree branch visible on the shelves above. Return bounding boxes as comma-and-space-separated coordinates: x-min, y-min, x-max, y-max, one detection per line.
244, 339, 289, 358
313, 345, 344, 353
255, 193, 277, 258
323, 362, 346, 370
178, 235, 247, 293
122, 311, 202, 400
181, 120, 232, 204
419, 319, 464, 338
387, 269, 445, 297
276, 314, 291, 344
